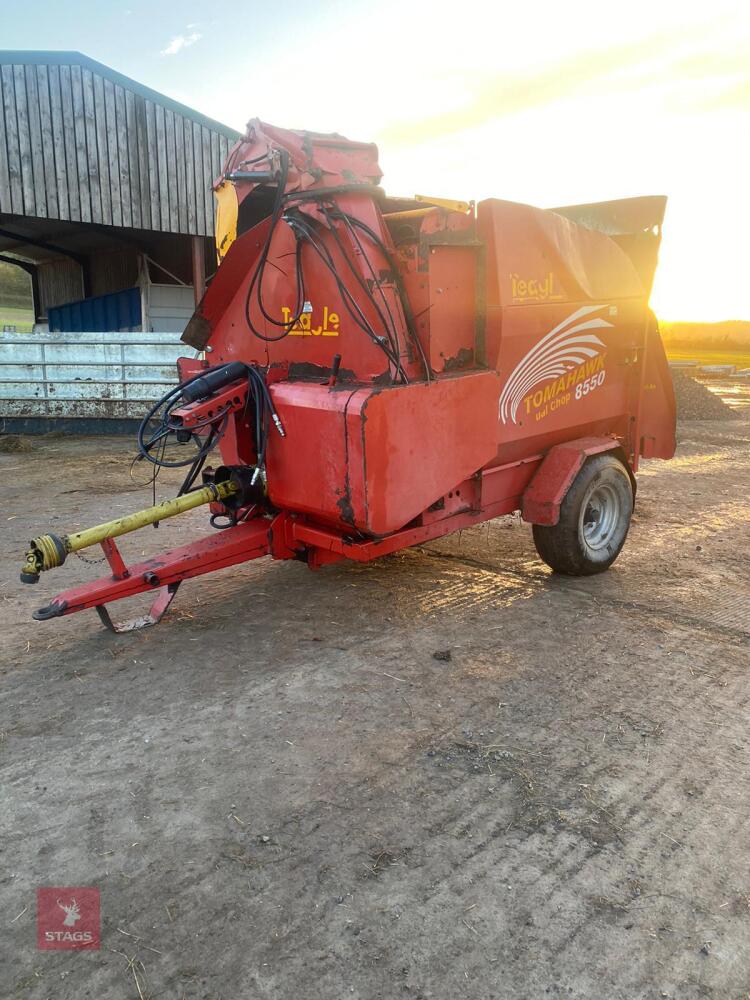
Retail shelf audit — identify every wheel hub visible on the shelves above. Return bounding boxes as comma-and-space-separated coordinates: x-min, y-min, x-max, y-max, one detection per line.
580, 482, 621, 551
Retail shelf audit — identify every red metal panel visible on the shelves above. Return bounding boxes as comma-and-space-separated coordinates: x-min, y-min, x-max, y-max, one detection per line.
360, 372, 501, 534
478, 198, 645, 309
638, 320, 677, 460
266, 372, 501, 536
521, 436, 622, 526
176, 356, 205, 382
200, 218, 397, 381
421, 243, 478, 371
264, 382, 365, 529
477, 199, 653, 466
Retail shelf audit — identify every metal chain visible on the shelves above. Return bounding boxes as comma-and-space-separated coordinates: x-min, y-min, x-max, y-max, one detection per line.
74, 548, 106, 566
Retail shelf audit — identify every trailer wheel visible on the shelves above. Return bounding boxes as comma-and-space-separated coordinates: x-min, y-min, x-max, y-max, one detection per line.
531, 454, 634, 575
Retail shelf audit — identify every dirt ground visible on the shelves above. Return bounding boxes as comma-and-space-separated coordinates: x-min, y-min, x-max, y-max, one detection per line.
1, 412, 749, 1000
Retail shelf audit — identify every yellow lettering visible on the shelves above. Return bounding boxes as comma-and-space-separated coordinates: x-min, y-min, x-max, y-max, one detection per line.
511, 271, 557, 302
281, 304, 340, 337
322, 306, 340, 336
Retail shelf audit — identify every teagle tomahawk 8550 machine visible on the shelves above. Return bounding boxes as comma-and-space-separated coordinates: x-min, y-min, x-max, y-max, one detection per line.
21, 120, 675, 631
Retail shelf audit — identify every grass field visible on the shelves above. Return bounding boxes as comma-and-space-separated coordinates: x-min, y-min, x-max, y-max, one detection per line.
0, 305, 34, 333
665, 346, 750, 369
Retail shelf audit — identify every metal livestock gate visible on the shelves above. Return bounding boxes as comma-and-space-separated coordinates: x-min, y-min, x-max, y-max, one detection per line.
0, 330, 184, 433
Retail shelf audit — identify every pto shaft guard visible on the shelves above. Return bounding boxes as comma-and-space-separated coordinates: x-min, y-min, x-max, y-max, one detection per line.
21, 480, 238, 584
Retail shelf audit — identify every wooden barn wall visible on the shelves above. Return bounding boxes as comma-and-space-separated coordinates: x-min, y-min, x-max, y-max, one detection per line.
0, 61, 232, 236
36, 257, 84, 316
88, 247, 139, 297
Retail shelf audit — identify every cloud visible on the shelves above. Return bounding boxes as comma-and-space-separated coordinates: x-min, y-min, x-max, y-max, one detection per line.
375, 19, 749, 148
160, 31, 202, 56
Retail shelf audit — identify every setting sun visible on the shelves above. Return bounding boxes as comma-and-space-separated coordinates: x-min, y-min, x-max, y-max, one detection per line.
189, 0, 749, 322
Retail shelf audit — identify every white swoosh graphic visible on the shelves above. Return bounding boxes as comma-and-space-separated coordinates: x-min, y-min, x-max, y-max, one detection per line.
499, 305, 612, 424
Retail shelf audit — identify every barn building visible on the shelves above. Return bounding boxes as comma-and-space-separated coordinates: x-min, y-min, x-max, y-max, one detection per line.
0, 50, 240, 330
0, 51, 241, 431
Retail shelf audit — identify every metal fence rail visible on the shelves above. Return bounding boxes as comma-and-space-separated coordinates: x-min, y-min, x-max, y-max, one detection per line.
0, 331, 186, 420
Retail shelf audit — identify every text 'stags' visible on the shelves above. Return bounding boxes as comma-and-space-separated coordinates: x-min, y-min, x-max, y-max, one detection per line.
37, 887, 100, 950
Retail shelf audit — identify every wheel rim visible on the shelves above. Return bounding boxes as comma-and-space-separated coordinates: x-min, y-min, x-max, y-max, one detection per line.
579, 481, 621, 551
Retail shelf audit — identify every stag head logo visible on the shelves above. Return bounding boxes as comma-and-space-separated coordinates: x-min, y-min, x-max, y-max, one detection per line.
57, 897, 82, 927
37, 886, 100, 950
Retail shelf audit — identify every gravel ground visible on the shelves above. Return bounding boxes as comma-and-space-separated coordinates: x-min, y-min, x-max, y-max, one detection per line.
671, 371, 741, 421
1, 411, 749, 1000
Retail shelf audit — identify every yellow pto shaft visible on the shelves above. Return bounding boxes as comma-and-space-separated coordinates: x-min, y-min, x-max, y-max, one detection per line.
21, 480, 238, 584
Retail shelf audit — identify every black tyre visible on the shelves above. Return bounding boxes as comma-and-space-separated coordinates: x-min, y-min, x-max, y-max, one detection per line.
532, 454, 634, 575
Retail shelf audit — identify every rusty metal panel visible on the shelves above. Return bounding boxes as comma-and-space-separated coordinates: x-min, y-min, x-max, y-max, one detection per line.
0, 330, 189, 420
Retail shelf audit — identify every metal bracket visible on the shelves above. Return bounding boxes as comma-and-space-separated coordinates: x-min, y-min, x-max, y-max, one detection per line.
94, 582, 181, 633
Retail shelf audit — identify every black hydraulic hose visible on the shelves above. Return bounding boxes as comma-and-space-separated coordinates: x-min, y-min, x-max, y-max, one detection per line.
334, 208, 405, 366
237, 159, 420, 380
283, 184, 383, 203
285, 210, 406, 379
136, 362, 283, 497
180, 362, 249, 403
343, 213, 431, 381
320, 204, 403, 368
243, 150, 309, 342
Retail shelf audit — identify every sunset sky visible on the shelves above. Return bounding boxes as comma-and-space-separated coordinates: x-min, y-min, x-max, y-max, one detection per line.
4, 0, 749, 321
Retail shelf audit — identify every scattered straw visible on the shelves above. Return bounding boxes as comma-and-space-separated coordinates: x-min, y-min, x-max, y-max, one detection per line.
0, 435, 33, 454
